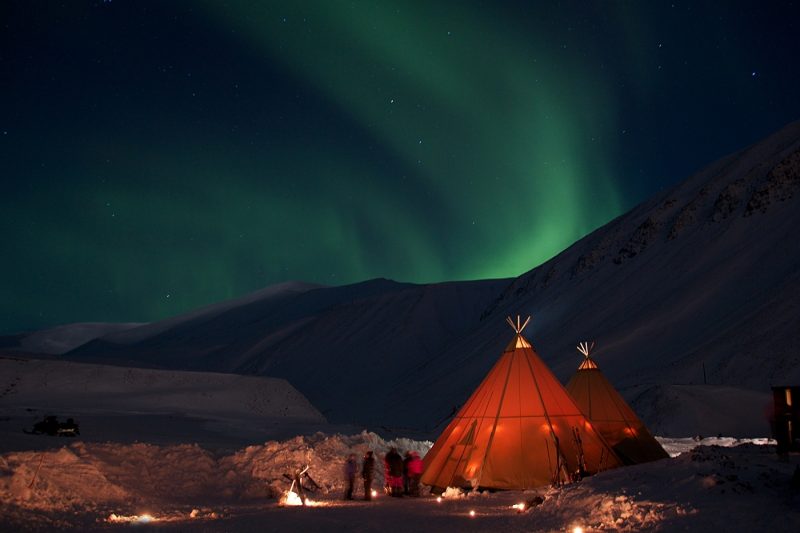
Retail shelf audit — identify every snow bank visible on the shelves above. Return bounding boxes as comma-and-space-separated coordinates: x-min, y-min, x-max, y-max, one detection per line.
1, 433, 797, 532
656, 435, 775, 457
0, 431, 432, 529
530, 442, 799, 531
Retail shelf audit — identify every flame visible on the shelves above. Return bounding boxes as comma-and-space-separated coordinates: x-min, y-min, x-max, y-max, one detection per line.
436, 496, 442, 503
573, 527, 584, 533
469, 509, 476, 517
279, 490, 320, 507
511, 503, 525, 512
371, 489, 378, 498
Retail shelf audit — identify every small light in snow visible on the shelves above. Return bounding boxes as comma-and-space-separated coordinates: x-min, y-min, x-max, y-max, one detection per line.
371, 489, 378, 498
512, 503, 525, 512
436, 496, 442, 503
469, 510, 476, 517
107, 513, 157, 524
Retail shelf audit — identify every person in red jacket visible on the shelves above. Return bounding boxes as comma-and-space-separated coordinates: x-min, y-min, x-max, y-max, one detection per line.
407, 451, 424, 496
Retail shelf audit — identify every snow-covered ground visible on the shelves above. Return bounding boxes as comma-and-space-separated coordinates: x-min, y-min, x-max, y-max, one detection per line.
0, 432, 797, 532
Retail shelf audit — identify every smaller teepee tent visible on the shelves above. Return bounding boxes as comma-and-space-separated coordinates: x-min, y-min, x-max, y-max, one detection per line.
565, 342, 669, 465
421, 317, 622, 491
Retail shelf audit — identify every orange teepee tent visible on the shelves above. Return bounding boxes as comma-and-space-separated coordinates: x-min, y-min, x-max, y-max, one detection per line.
421, 317, 623, 491
565, 342, 669, 465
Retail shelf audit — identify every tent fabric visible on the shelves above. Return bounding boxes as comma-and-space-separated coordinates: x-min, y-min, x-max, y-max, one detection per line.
421, 327, 623, 491
566, 352, 669, 465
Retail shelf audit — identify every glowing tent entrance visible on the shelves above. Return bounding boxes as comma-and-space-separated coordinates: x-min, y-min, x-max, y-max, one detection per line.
565, 342, 669, 465
421, 317, 623, 491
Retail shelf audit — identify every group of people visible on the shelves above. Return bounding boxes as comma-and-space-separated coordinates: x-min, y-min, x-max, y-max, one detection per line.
343, 448, 423, 500
383, 447, 423, 497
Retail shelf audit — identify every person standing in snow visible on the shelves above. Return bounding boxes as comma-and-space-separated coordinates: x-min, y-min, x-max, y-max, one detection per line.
385, 448, 404, 497
407, 451, 423, 496
362, 451, 375, 501
344, 453, 357, 500
403, 451, 412, 495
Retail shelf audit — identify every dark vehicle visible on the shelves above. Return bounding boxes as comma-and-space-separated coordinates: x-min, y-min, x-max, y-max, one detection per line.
25, 415, 80, 437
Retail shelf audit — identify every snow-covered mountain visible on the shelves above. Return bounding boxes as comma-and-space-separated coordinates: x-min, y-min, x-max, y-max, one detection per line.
65, 278, 511, 428
14, 322, 146, 355
23, 120, 800, 435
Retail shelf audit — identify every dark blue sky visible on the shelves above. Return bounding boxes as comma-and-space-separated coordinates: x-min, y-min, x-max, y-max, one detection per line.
2, 1, 799, 333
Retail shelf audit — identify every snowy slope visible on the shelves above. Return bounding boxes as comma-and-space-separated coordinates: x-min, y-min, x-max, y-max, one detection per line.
67, 278, 427, 369
488, 119, 800, 390
17, 120, 800, 435
17, 322, 146, 354
0, 356, 327, 453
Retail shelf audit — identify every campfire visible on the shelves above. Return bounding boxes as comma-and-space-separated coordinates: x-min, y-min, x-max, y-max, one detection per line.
278, 464, 323, 507
106, 508, 219, 523
279, 489, 321, 507
107, 513, 156, 524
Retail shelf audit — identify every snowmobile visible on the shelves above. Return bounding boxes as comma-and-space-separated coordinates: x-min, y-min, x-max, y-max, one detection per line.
24, 415, 80, 437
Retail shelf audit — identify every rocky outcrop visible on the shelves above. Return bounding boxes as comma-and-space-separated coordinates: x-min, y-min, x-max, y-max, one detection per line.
744, 148, 800, 216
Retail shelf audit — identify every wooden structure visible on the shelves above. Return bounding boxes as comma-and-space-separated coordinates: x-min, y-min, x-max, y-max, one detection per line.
772, 386, 800, 454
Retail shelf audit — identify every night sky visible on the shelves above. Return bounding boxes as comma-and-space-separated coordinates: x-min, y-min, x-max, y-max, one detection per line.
2, 1, 799, 334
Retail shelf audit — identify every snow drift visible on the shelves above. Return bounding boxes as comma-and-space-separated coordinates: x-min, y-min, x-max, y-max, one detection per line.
0, 433, 796, 532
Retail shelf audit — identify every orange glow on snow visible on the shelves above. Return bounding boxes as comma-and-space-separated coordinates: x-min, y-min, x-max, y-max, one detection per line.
108, 513, 156, 524
107, 509, 218, 524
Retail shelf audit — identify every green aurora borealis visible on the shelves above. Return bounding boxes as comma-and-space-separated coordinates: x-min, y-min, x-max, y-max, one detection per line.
2, 1, 799, 332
